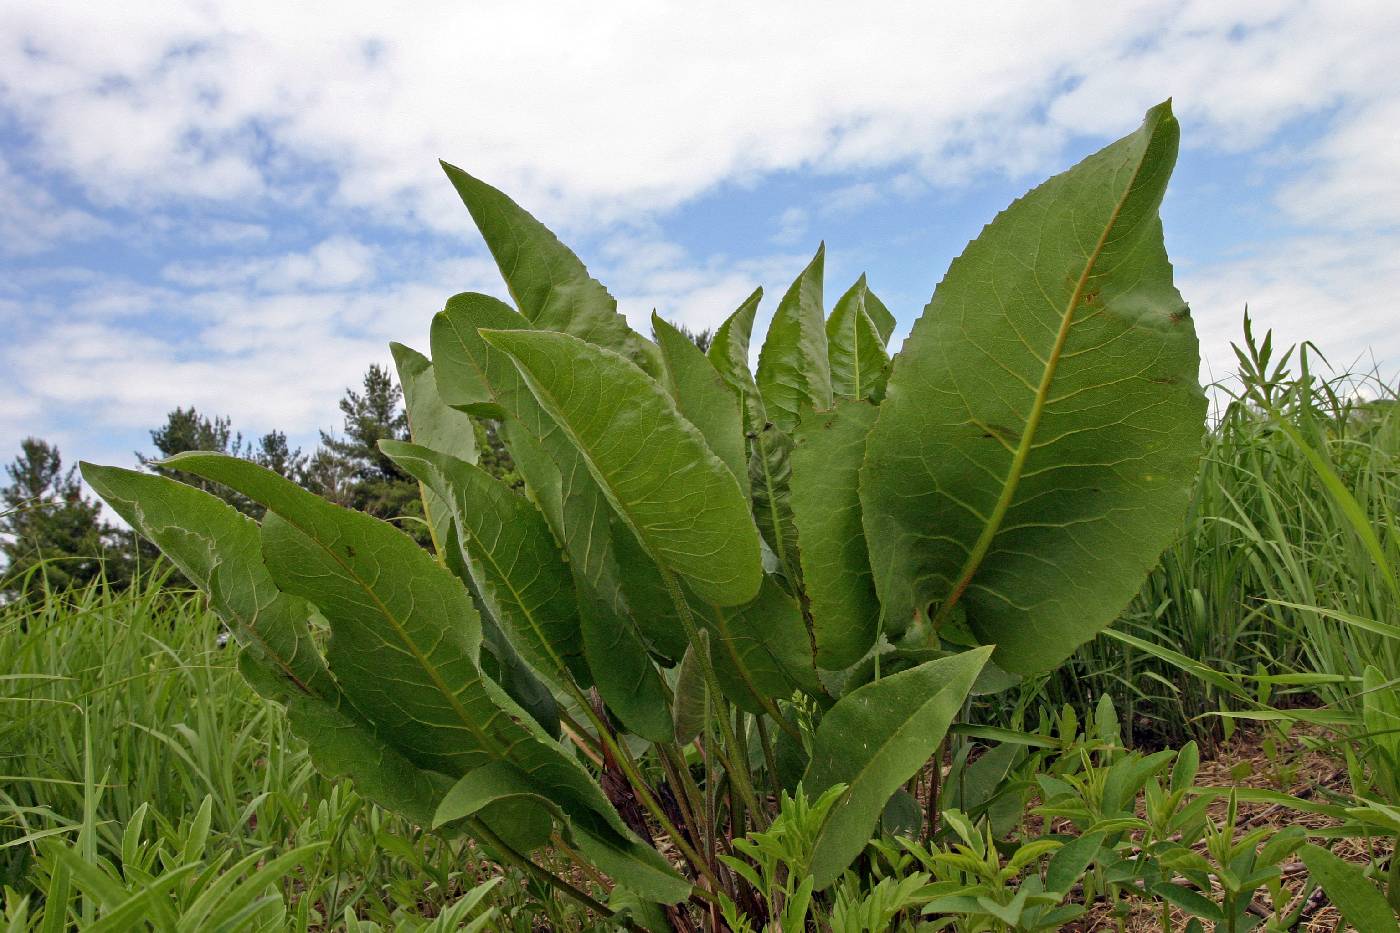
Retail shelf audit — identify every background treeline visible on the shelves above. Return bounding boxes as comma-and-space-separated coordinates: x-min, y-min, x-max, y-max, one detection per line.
0, 362, 521, 599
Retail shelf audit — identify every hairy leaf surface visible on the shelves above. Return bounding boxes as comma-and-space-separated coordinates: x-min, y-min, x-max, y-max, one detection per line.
860, 101, 1205, 672
803, 646, 992, 887
481, 329, 764, 607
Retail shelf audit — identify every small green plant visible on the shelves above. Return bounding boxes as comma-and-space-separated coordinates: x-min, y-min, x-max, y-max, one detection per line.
78, 101, 1205, 925
7, 798, 324, 931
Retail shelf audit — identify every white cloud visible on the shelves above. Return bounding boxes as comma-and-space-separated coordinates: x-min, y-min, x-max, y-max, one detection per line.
772, 207, 810, 246
1181, 232, 1400, 386
0, 155, 110, 254
162, 236, 378, 291
1277, 96, 1400, 232
2, 2, 1394, 231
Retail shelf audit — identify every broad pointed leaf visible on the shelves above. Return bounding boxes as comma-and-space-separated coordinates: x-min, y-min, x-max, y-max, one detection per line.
431, 293, 671, 733
803, 646, 992, 887
1299, 843, 1399, 933
749, 423, 801, 587
480, 328, 764, 607
434, 762, 690, 906
79, 464, 335, 702
79, 465, 462, 832
707, 287, 765, 430
391, 342, 478, 554
709, 290, 802, 585
381, 441, 588, 686
697, 577, 821, 714
652, 311, 748, 493
825, 276, 891, 402
756, 244, 831, 433
440, 162, 661, 377
578, 578, 674, 743
610, 517, 691, 661
791, 400, 882, 669
161, 453, 634, 842
862, 286, 896, 345
392, 342, 478, 465
859, 101, 1206, 671
273, 684, 457, 831
671, 634, 709, 745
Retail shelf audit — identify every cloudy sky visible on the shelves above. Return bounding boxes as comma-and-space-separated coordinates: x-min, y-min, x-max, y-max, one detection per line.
2, 0, 1398, 472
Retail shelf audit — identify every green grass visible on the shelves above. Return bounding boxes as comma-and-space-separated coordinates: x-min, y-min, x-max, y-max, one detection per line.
1040, 342, 1399, 755
0, 576, 592, 930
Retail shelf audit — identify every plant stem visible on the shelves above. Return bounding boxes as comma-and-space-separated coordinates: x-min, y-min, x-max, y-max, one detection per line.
657, 744, 704, 858
657, 566, 765, 819
755, 714, 781, 801
566, 684, 722, 889
467, 816, 634, 929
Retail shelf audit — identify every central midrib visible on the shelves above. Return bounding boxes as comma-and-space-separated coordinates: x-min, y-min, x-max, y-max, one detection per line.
930, 144, 1153, 632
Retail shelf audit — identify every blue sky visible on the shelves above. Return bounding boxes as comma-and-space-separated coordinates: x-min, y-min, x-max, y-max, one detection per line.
2, 1, 1398, 474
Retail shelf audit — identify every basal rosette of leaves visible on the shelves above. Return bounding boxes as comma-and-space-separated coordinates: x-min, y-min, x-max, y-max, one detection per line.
81, 101, 1205, 923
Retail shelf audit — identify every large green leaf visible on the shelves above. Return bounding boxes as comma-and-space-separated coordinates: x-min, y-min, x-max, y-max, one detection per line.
652, 311, 748, 493
79, 464, 335, 702
825, 276, 891, 403
79, 465, 455, 831
791, 400, 882, 669
440, 162, 661, 377
271, 681, 457, 831
431, 293, 671, 736
380, 441, 588, 686
697, 577, 821, 714
391, 342, 478, 554
609, 516, 690, 661
392, 342, 478, 464
434, 762, 691, 906
1299, 844, 1399, 932
670, 634, 709, 745
709, 290, 802, 586
480, 328, 764, 608
707, 287, 765, 431
756, 244, 831, 433
160, 453, 635, 843
802, 646, 992, 888
859, 101, 1205, 672
577, 577, 675, 743
862, 285, 896, 346
749, 423, 801, 589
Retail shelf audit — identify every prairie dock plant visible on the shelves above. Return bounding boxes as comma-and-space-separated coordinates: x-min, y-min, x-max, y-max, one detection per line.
76, 101, 1206, 926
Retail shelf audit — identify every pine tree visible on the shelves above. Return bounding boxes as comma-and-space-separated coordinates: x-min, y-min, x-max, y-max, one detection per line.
1, 438, 131, 597
138, 407, 256, 514
253, 430, 307, 481
316, 364, 423, 530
